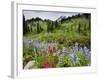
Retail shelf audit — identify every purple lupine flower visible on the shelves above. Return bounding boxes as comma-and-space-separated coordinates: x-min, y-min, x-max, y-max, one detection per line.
35, 43, 39, 48
87, 51, 91, 59
76, 57, 80, 64
74, 46, 78, 53
33, 42, 42, 49
79, 47, 84, 53
55, 47, 60, 54
62, 47, 68, 54
83, 46, 89, 55
70, 49, 75, 54
70, 54, 74, 63
55, 47, 58, 52
56, 50, 61, 55
58, 54, 64, 64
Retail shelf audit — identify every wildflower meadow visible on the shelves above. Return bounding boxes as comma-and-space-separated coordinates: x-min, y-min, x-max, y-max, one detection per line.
23, 11, 91, 69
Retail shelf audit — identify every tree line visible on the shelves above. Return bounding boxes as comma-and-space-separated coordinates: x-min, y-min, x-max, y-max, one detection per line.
23, 13, 91, 35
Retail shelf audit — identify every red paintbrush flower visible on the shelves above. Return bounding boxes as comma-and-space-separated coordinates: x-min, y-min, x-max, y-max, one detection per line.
41, 60, 54, 68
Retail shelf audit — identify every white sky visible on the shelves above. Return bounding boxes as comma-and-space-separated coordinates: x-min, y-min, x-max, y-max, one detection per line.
23, 10, 80, 21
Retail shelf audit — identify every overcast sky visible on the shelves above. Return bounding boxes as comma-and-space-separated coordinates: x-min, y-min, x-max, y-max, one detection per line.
23, 10, 80, 21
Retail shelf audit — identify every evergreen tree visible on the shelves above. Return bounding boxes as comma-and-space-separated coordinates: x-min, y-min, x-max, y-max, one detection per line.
47, 21, 50, 33
84, 24, 86, 31
23, 15, 27, 34
55, 21, 58, 28
37, 22, 40, 33
50, 21, 54, 32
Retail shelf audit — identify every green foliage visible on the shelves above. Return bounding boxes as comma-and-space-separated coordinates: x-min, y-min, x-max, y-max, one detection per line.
36, 55, 46, 68
75, 52, 90, 66
23, 45, 34, 67
58, 52, 90, 67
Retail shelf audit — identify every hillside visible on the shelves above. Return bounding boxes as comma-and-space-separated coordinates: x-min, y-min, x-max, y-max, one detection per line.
23, 13, 90, 47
